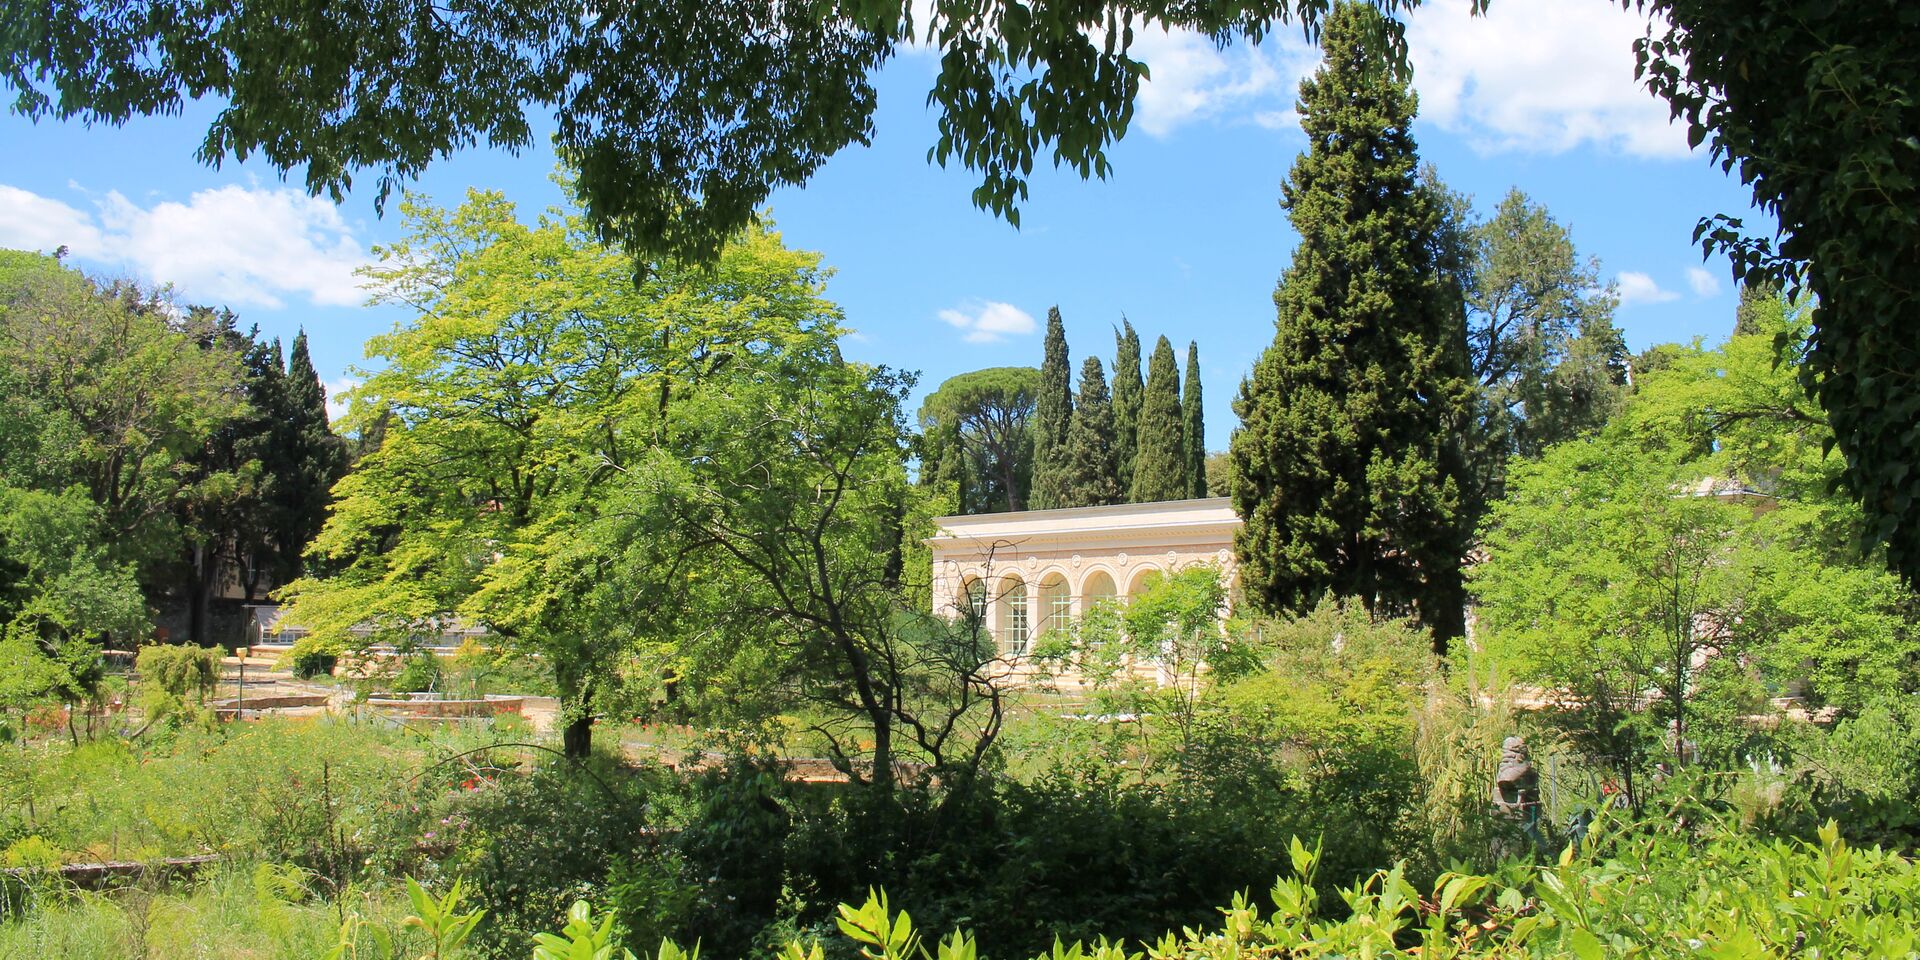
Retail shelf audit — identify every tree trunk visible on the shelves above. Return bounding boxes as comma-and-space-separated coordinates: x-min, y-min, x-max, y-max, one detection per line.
562, 715, 593, 758
870, 717, 894, 791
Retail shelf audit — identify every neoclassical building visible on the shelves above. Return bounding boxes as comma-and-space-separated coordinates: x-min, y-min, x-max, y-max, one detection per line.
927, 497, 1243, 655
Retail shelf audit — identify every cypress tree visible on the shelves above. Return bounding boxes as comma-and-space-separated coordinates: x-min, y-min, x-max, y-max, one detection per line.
278, 331, 350, 583
1111, 320, 1144, 497
1059, 357, 1122, 507
1131, 335, 1187, 502
1228, 2, 1473, 652
1183, 341, 1206, 498
1030, 306, 1074, 509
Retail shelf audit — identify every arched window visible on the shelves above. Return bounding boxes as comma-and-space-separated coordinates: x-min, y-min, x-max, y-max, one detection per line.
1125, 568, 1164, 603
998, 576, 1029, 655
1080, 571, 1118, 615
959, 577, 988, 624
1039, 574, 1072, 637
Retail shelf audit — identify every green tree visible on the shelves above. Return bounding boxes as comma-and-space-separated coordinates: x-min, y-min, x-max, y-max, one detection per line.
277, 332, 349, 584
1111, 321, 1144, 495
1635, 0, 1920, 586
1475, 297, 1918, 787
607, 362, 1006, 789
13, 0, 1915, 587
1057, 357, 1121, 507
1440, 186, 1629, 512
1183, 341, 1206, 499
284, 189, 845, 757
1029, 306, 1073, 510
0, 250, 247, 580
917, 367, 1041, 513
1229, 3, 1473, 650
1131, 335, 1186, 503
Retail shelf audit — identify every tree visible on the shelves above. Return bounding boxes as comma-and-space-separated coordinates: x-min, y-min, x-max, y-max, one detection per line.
1111, 321, 1144, 495
1183, 341, 1206, 499
917, 367, 1040, 514
1439, 185, 1629, 512
1132, 335, 1186, 502
608, 362, 1007, 790
284, 189, 846, 757
1475, 297, 1918, 788
1057, 357, 1122, 507
1029, 307, 1073, 510
1228, 3, 1473, 651
0, 251, 247, 580
1634, 0, 1920, 586
12, 0, 1914, 588
277, 332, 349, 585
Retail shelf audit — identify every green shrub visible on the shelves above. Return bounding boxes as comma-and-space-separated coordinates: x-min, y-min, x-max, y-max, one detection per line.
285, 638, 338, 679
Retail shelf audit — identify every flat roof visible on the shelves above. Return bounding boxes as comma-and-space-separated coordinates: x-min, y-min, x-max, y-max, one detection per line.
929, 497, 1242, 542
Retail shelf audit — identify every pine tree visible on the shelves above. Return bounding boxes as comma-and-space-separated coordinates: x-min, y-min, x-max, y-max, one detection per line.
278, 331, 349, 583
1111, 320, 1144, 496
1059, 357, 1122, 507
1030, 306, 1074, 509
1183, 341, 1206, 498
1132, 335, 1187, 502
1228, 2, 1474, 652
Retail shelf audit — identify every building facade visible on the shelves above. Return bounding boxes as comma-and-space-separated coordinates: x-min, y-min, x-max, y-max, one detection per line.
927, 497, 1243, 656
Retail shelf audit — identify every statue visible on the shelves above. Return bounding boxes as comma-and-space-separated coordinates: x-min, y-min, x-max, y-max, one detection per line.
1492, 735, 1544, 858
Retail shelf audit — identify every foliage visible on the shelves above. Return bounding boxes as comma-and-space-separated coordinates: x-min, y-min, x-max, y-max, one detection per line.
918, 367, 1040, 514
284, 188, 846, 756
1029, 308, 1073, 511
1111, 322, 1143, 495
608, 356, 1006, 789
1229, 4, 1472, 649
132, 643, 221, 726
1182, 343, 1205, 500
1473, 297, 1919, 792
1634, 0, 1920, 588
1435, 184, 1629, 513
1128, 336, 1186, 503
1056, 358, 1122, 508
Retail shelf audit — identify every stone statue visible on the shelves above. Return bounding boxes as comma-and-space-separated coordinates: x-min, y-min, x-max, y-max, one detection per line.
1492, 735, 1540, 818
1492, 735, 1544, 859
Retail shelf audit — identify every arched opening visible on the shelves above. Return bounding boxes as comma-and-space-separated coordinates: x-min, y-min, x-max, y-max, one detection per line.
1038, 573, 1072, 639
997, 575, 1029, 655
1080, 570, 1118, 617
1125, 567, 1164, 603
958, 576, 987, 626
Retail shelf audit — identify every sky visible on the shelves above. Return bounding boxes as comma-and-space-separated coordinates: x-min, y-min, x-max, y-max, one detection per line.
0, 0, 1769, 452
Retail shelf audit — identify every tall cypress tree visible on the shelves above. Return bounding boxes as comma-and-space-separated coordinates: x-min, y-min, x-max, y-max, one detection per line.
1132, 335, 1187, 502
278, 331, 350, 583
1183, 341, 1206, 498
1059, 357, 1122, 507
1228, 2, 1473, 652
1111, 320, 1144, 497
1030, 306, 1074, 509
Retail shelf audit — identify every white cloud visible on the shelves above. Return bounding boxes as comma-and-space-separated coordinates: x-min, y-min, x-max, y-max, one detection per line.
1130, 27, 1318, 137
322, 376, 360, 425
1616, 271, 1679, 306
0, 185, 104, 255
1685, 266, 1721, 297
938, 301, 1037, 344
0, 181, 369, 309
1405, 0, 1687, 158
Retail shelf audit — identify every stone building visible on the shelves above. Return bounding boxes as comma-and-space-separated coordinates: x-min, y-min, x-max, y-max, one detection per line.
927, 497, 1243, 657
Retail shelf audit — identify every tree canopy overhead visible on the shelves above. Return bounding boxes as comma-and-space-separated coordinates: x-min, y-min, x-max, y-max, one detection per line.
0, 0, 1421, 268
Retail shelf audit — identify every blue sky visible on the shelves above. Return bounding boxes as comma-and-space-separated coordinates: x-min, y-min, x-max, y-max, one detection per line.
0, 0, 1767, 452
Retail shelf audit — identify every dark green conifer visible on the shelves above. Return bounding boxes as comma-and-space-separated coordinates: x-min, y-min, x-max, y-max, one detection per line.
1111, 321, 1144, 496
1030, 306, 1074, 509
1131, 336, 1187, 502
1183, 341, 1206, 498
1227, 2, 1474, 652
1059, 357, 1122, 507
278, 331, 350, 581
